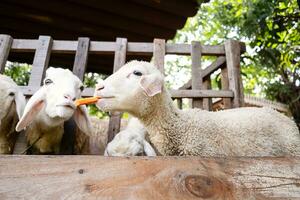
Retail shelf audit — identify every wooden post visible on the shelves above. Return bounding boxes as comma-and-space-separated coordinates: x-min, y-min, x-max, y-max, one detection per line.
221, 67, 232, 109
191, 41, 203, 108
177, 98, 183, 109
202, 77, 212, 110
28, 36, 53, 86
153, 39, 165, 74
73, 37, 90, 80
225, 40, 244, 108
108, 38, 127, 143
0, 34, 12, 73
14, 36, 52, 154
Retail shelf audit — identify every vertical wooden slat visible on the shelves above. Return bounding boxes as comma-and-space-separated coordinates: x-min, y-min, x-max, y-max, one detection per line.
72, 37, 90, 80
191, 41, 203, 108
202, 77, 212, 110
14, 36, 52, 155
12, 132, 27, 154
225, 40, 244, 108
153, 39, 166, 74
221, 67, 232, 109
28, 36, 53, 86
61, 37, 91, 155
177, 98, 183, 109
0, 34, 13, 73
108, 38, 127, 143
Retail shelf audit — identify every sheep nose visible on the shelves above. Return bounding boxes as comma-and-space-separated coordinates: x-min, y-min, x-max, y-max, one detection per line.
64, 94, 76, 101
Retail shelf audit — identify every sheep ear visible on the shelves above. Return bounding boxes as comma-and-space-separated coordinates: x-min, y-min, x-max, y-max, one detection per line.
74, 105, 92, 135
16, 88, 46, 132
14, 90, 26, 120
139, 73, 163, 97
143, 140, 156, 156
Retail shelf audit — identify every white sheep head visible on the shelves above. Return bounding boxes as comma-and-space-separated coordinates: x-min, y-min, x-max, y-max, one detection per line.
104, 117, 156, 156
94, 61, 164, 115
16, 67, 91, 134
0, 74, 26, 127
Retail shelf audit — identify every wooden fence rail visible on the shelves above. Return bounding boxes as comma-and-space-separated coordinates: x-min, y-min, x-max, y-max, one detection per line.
0, 34, 245, 144
0, 155, 299, 199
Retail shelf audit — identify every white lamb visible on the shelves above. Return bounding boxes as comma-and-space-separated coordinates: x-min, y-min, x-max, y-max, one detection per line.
0, 75, 26, 154
94, 60, 300, 156
104, 117, 157, 156
16, 67, 92, 154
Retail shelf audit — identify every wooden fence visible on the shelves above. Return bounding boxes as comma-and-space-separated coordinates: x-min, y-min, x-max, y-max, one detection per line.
0, 34, 245, 143
0, 34, 300, 199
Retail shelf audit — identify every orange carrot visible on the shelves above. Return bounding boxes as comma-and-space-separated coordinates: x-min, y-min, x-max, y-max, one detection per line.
75, 96, 101, 107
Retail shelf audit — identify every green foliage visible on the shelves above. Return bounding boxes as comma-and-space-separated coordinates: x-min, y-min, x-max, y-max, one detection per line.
4, 62, 31, 85
83, 72, 109, 119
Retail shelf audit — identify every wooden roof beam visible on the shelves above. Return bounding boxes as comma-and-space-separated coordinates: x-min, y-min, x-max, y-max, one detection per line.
0, 5, 153, 42
2, 0, 174, 39
67, 0, 187, 30
129, 0, 200, 17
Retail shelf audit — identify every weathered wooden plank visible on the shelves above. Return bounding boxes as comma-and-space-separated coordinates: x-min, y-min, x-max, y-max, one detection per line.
202, 56, 226, 79
170, 89, 234, 98
202, 77, 213, 111
19, 86, 234, 99
0, 34, 12, 73
72, 37, 90, 80
12, 132, 27, 154
108, 38, 127, 143
179, 56, 226, 90
177, 98, 183, 109
166, 43, 226, 56
191, 41, 203, 108
221, 67, 232, 109
0, 156, 299, 200
153, 39, 165, 74
28, 36, 53, 86
10, 40, 230, 56
225, 40, 244, 108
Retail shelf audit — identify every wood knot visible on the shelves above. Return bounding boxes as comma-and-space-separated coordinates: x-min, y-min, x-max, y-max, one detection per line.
78, 169, 84, 174
185, 175, 230, 198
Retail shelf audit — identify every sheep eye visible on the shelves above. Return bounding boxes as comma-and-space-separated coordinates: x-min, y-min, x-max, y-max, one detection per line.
133, 70, 142, 76
79, 85, 84, 91
8, 92, 15, 97
44, 79, 53, 85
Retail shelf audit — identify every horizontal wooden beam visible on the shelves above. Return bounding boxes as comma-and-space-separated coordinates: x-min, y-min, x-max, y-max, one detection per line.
170, 89, 233, 98
11, 40, 228, 56
0, 156, 299, 199
20, 86, 233, 98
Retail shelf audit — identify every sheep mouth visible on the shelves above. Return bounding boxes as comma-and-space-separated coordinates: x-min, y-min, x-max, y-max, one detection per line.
100, 96, 115, 99
56, 103, 76, 110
